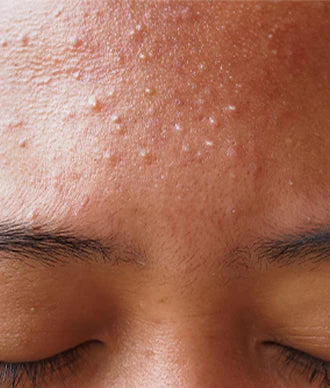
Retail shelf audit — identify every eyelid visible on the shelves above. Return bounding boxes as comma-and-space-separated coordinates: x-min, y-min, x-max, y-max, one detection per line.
278, 345, 330, 387
264, 340, 329, 363
271, 330, 330, 362
265, 341, 330, 387
0, 341, 95, 387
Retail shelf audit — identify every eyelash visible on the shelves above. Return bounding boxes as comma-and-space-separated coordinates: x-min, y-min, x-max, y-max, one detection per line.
0, 343, 88, 388
275, 343, 330, 388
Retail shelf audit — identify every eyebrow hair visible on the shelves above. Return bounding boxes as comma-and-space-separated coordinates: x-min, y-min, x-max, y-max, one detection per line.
253, 227, 330, 268
1, 222, 328, 270
0, 221, 144, 267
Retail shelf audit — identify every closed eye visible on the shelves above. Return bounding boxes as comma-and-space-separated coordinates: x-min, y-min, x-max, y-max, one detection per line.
0, 341, 95, 388
265, 341, 330, 388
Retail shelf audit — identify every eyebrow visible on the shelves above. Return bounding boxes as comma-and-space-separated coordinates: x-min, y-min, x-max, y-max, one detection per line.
253, 227, 330, 268
0, 222, 328, 270
0, 221, 144, 267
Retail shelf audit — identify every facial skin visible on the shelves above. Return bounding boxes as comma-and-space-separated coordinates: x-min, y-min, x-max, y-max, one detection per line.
0, 0, 329, 387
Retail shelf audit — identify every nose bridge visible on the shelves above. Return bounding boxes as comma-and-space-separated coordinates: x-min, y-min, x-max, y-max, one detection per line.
124, 317, 245, 388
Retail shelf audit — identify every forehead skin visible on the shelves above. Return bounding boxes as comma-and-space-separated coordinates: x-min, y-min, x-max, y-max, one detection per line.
0, 2, 329, 284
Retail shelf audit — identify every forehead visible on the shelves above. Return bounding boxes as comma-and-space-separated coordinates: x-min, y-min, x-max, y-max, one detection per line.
0, 1, 329, 241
